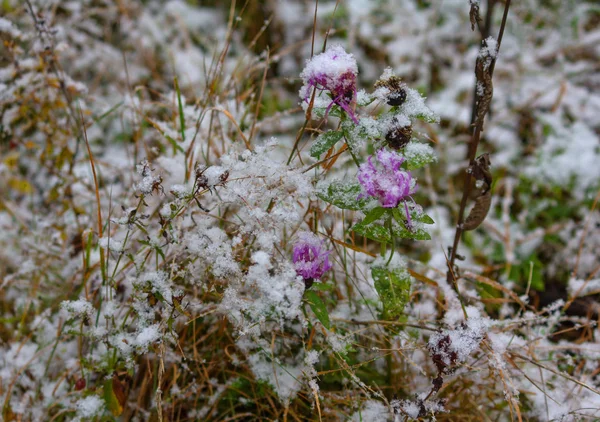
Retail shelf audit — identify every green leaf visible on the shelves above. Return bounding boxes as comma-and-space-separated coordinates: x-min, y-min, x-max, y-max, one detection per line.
104, 376, 125, 416
371, 265, 412, 322
311, 282, 335, 292
165, 134, 186, 155
174, 76, 186, 144
391, 208, 432, 240
418, 213, 435, 224
304, 290, 331, 329
93, 101, 123, 124
310, 131, 343, 159
393, 224, 431, 240
509, 255, 544, 291
311, 105, 342, 120
317, 181, 368, 211
414, 112, 439, 124
361, 207, 387, 226
403, 143, 437, 170
155, 245, 166, 261
351, 220, 391, 243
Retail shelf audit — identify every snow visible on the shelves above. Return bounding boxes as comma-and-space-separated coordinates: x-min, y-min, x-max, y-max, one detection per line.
75, 395, 105, 419
568, 277, 600, 297
134, 160, 162, 195
401, 400, 420, 419
351, 400, 390, 422
402, 142, 437, 166
61, 299, 95, 320
479, 36, 499, 63
138, 271, 176, 304
326, 332, 351, 354
400, 87, 439, 123
299, 44, 358, 97
429, 309, 490, 369
98, 236, 125, 252
0, 17, 21, 38
203, 165, 227, 186
238, 341, 315, 405
135, 324, 161, 352
526, 119, 600, 197
1, 1, 599, 420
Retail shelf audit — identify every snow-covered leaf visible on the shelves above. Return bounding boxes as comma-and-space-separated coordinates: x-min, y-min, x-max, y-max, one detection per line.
304, 290, 331, 329
371, 264, 411, 322
310, 131, 343, 159
317, 181, 368, 210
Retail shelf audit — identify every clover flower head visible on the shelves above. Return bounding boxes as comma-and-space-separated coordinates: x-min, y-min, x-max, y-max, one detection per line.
299, 45, 359, 123
357, 149, 417, 209
292, 232, 332, 283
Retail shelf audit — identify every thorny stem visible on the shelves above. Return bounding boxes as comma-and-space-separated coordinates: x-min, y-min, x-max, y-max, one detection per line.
446, 1, 511, 291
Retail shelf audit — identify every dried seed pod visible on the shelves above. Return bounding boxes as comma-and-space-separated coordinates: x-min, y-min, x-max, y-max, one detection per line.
303, 277, 314, 290
375, 74, 407, 106
386, 123, 412, 150
428, 334, 458, 374
150, 175, 164, 195
195, 165, 209, 190
219, 170, 230, 183
469, 153, 492, 188
473, 40, 495, 128
469, 0, 480, 31
387, 88, 407, 106
462, 153, 493, 231
462, 189, 492, 231
432, 375, 444, 394
343, 89, 354, 102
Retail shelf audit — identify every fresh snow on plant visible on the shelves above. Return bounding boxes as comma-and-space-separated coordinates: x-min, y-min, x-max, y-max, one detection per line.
1, 1, 599, 420
299, 44, 359, 123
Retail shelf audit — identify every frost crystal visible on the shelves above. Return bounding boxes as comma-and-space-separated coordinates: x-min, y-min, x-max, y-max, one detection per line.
292, 232, 332, 282
358, 149, 416, 208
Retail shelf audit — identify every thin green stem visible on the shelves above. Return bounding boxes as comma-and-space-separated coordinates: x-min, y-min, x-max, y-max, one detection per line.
386, 217, 395, 266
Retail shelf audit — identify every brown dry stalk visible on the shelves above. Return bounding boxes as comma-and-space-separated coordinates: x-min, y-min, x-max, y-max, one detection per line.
447, 0, 512, 286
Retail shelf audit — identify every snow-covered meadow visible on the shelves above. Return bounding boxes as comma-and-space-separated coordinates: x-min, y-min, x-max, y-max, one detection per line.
1, 0, 599, 420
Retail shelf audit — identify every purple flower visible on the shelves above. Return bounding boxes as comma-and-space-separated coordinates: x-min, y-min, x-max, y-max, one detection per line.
357, 149, 417, 209
293, 232, 332, 286
299, 45, 359, 124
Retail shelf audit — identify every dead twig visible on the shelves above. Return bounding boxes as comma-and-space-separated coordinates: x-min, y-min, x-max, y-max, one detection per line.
446, 0, 511, 288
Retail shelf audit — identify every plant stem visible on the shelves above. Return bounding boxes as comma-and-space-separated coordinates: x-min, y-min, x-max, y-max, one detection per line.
469, 0, 497, 128
345, 140, 361, 167
386, 218, 395, 266
447, 0, 511, 288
